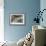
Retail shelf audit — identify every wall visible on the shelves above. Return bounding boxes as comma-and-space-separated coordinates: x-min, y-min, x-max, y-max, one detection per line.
40, 0, 46, 27
4, 0, 40, 42
0, 0, 4, 42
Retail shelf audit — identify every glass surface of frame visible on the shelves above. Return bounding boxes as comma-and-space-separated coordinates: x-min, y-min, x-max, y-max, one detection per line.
10, 14, 25, 25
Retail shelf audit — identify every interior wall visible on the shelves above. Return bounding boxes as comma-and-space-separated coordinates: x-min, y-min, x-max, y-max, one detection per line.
4, 0, 40, 42
0, 0, 4, 42
40, 0, 46, 27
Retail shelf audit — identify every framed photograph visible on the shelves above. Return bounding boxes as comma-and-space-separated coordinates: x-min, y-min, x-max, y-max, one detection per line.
10, 14, 25, 25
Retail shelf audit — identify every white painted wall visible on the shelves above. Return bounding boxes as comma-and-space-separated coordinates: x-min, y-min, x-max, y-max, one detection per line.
0, 0, 4, 42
